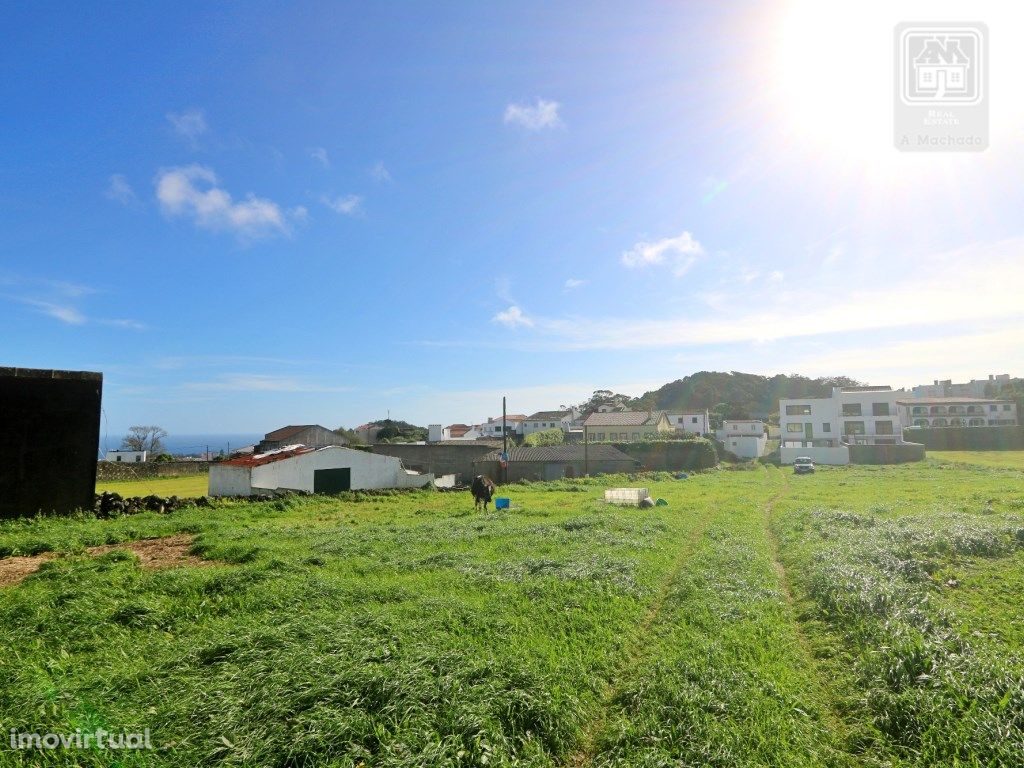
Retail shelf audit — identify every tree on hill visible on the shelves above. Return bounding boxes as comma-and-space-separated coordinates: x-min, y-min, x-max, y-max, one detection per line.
333, 426, 364, 445
121, 425, 167, 455
368, 418, 428, 443
633, 371, 861, 420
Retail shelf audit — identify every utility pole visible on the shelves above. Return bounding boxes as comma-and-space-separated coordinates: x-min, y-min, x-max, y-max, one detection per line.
501, 396, 507, 485
584, 419, 589, 476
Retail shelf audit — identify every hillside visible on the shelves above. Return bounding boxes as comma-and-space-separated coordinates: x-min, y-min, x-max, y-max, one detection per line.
631, 371, 861, 417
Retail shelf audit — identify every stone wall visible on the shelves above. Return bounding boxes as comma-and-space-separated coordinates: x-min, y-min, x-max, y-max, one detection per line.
371, 442, 501, 483
96, 460, 210, 482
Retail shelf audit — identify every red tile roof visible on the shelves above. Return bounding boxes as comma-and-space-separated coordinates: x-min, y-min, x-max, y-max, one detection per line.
220, 446, 314, 467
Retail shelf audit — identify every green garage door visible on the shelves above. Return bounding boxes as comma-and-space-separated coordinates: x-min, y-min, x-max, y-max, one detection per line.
313, 467, 351, 493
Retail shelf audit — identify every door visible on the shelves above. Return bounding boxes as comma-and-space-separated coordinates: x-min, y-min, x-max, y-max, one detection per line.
804, 423, 813, 443
314, 467, 351, 493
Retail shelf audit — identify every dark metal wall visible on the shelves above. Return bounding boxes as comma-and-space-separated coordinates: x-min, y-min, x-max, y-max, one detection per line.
0, 367, 103, 518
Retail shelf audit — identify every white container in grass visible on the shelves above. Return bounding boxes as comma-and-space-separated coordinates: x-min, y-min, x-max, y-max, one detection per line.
604, 488, 649, 506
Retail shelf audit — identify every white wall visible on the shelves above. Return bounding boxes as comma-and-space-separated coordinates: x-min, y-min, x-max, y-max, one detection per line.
428, 424, 443, 442
667, 412, 708, 434
209, 464, 253, 496
252, 446, 430, 492
780, 388, 906, 446
720, 433, 767, 459
781, 445, 850, 465
521, 414, 573, 436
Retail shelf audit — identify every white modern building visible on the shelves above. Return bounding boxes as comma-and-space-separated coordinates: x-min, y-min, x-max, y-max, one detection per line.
105, 449, 146, 463
666, 411, 710, 435
716, 420, 767, 459
898, 397, 1018, 428
209, 445, 433, 496
779, 386, 909, 464
913, 374, 1012, 399
522, 409, 579, 437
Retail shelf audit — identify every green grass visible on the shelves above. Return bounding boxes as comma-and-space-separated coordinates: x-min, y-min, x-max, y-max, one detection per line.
929, 450, 1024, 469
2, 464, 1023, 766
96, 474, 209, 498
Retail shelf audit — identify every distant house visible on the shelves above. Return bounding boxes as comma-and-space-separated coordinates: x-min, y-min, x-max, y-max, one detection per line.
105, 449, 147, 463
912, 374, 1012, 399
666, 411, 709, 435
444, 423, 472, 439
256, 425, 348, 453
899, 397, 1017, 428
479, 414, 527, 438
584, 410, 671, 442
715, 420, 767, 459
473, 444, 637, 482
522, 409, 579, 437
209, 445, 433, 496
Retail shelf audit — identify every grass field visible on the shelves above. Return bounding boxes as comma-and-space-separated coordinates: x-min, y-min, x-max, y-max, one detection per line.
95, 474, 209, 498
3, 462, 1022, 766
929, 450, 1024, 469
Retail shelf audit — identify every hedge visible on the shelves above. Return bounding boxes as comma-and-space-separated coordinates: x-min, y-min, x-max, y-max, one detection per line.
849, 442, 926, 465
903, 425, 1024, 451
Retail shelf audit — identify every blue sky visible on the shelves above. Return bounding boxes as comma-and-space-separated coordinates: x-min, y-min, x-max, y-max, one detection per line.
3, 1, 1023, 435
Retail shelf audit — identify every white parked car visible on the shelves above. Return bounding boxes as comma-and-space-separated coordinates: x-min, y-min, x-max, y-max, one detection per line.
793, 456, 815, 474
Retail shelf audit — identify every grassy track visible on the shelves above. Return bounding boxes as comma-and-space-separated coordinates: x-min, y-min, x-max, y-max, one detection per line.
96, 474, 209, 498
3, 464, 1023, 766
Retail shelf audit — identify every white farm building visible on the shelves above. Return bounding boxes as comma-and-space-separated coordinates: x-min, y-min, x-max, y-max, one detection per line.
209, 445, 433, 497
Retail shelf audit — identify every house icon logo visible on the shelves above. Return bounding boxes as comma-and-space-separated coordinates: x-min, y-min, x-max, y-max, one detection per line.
899, 26, 983, 104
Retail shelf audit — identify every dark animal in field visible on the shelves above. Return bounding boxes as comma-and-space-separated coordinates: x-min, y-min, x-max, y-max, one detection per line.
471, 475, 496, 511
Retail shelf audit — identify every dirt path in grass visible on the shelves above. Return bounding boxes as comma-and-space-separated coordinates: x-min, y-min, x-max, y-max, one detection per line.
0, 534, 213, 588
761, 471, 853, 748
566, 498, 728, 766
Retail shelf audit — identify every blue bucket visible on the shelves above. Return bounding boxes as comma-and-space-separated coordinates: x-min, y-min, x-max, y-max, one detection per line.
495, 497, 510, 509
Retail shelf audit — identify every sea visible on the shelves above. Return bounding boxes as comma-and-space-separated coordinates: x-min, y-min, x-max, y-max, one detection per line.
98, 433, 263, 458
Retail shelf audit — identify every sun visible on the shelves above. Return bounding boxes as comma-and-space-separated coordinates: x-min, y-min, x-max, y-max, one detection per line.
759, 0, 1024, 184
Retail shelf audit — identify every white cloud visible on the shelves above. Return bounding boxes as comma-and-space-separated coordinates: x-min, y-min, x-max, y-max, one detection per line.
370, 161, 392, 183
321, 194, 363, 216
182, 374, 351, 393
106, 174, 136, 206
769, 270, 784, 282
24, 299, 86, 325
166, 108, 207, 142
564, 278, 586, 290
492, 305, 534, 328
503, 99, 563, 130
155, 165, 289, 239
289, 205, 310, 223
621, 231, 704, 276
310, 147, 330, 168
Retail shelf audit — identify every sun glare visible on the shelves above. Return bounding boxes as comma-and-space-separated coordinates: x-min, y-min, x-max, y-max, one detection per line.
763, 0, 1024, 184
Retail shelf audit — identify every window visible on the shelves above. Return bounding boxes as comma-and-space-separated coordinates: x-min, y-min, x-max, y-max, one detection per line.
116, 455, 122, 462
135, 455, 142, 462
872, 402, 890, 416
597, 432, 605, 440
822, 423, 831, 432
787, 423, 804, 433
843, 421, 865, 435
691, 416, 698, 423
786, 404, 811, 415
842, 403, 862, 416
912, 406, 926, 415
1004, 405, 1012, 411
990, 404, 997, 411
875, 421, 894, 435
632, 432, 639, 440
